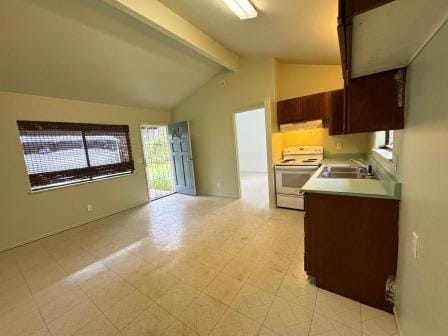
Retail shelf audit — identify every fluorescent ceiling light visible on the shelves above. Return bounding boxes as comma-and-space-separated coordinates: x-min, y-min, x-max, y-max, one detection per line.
222, 0, 257, 19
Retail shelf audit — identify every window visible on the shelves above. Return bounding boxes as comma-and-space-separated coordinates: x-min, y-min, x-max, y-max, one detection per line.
382, 130, 394, 150
17, 121, 134, 191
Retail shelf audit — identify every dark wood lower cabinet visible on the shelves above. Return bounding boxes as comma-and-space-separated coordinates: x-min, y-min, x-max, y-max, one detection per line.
304, 193, 399, 312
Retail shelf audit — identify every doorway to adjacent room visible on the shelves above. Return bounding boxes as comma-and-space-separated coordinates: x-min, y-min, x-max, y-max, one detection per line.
234, 108, 269, 206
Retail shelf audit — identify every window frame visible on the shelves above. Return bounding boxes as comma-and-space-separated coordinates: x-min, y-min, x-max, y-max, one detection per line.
380, 130, 394, 151
17, 120, 135, 191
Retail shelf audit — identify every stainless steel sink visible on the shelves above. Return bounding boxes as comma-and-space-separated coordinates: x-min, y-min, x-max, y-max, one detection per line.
319, 166, 376, 179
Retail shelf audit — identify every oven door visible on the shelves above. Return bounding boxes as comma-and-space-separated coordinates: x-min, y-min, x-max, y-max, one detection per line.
275, 165, 319, 195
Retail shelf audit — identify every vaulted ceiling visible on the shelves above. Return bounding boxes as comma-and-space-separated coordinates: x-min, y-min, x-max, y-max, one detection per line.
0, 0, 340, 110
159, 0, 340, 64
0, 0, 221, 110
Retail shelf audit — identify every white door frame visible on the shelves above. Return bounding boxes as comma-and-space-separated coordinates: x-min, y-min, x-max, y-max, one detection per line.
232, 98, 275, 207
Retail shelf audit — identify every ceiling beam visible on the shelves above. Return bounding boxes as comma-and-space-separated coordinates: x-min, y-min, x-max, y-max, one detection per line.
102, 0, 239, 71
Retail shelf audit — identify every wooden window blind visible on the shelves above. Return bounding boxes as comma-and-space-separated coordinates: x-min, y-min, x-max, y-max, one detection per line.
17, 121, 134, 190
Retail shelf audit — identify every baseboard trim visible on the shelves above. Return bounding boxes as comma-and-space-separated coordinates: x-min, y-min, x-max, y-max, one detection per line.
0, 200, 149, 253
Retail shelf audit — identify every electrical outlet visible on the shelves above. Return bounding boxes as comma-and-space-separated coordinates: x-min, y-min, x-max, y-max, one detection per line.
336, 143, 342, 150
412, 232, 419, 259
87, 204, 93, 212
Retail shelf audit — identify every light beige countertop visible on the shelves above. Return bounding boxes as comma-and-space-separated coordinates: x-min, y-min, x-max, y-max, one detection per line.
301, 158, 401, 200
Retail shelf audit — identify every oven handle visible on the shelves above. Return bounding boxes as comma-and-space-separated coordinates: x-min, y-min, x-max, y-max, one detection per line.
275, 165, 320, 172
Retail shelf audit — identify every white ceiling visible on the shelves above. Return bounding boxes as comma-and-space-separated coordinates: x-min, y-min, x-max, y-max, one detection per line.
0, 0, 221, 110
159, 0, 340, 64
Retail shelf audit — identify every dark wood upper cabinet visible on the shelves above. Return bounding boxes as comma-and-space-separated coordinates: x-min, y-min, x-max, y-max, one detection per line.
277, 91, 330, 125
344, 0, 395, 19
300, 92, 328, 121
328, 89, 345, 136
334, 0, 406, 134
277, 97, 302, 124
305, 193, 399, 312
347, 68, 406, 133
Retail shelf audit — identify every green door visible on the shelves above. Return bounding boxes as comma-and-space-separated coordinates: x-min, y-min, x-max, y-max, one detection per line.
168, 121, 197, 196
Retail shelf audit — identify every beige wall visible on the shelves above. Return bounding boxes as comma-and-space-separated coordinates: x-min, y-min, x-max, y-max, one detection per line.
275, 64, 371, 156
172, 58, 276, 200
392, 23, 448, 335
0, 92, 170, 252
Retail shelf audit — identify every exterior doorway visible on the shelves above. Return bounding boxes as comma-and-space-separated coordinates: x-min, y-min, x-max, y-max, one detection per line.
234, 108, 269, 206
140, 125, 175, 200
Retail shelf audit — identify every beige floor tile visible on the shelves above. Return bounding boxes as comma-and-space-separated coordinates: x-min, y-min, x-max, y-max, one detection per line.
162, 320, 199, 336
361, 305, 398, 336
222, 258, 258, 281
81, 272, 138, 311
246, 265, 285, 294
315, 290, 361, 331
210, 308, 262, 336
0, 173, 386, 336
22, 262, 68, 294
199, 249, 235, 271
46, 300, 104, 336
230, 283, 275, 323
181, 293, 228, 336
122, 303, 176, 336
0, 299, 48, 336
206, 272, 244, 305
259, 252, 293, 273
156, 280, 202, 317
277, 274, 317, 307
27, 329, 52, 336
71, 316, 120, 336
133, 268, 184, 300
174, 262, 219, 290
0, 274, 33, 314
309, 314, 361, 336
103, 290, 153, 330
124, 258, 159, 285
258, 326, 281, 335
35, 280, 91, 323
263, 296, 314, 336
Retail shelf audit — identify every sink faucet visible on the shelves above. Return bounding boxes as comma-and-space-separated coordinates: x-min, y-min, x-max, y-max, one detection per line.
350, 159, 373, 175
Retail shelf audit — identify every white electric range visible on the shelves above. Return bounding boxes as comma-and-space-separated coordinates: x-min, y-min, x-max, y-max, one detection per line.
275, 146, 323, 210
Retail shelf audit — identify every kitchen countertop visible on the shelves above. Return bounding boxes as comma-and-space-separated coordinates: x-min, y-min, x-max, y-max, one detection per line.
301, 158, 401, 200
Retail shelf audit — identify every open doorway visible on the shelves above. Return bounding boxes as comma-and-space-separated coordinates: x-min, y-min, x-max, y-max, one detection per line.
235, 108, 269, 205
141, 125, 175, 200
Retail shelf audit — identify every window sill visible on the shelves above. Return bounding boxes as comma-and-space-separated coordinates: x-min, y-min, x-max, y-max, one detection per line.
28, 172, 134, 194
372, 148, 393, 161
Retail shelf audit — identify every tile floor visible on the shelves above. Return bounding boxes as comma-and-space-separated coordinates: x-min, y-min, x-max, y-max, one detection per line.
0, 173, 398, 336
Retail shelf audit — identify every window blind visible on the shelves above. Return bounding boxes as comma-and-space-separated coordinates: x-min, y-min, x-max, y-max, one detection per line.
17, 121, 134, 190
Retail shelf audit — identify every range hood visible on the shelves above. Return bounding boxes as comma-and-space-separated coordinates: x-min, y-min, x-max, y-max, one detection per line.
279, 120, 323, 132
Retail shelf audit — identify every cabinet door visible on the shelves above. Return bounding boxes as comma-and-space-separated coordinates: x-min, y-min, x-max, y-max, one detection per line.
305, 193, 399, 312
347, 68, 406, 134
300, 92, 327, 121
344, 0, 396, 18
328, 89, 345, 136
277, 97, 301, 124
